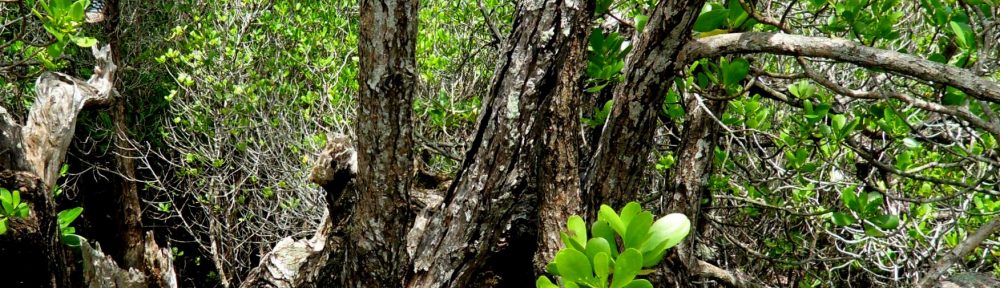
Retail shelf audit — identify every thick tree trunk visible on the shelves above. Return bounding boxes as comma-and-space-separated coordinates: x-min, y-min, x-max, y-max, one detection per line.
407, 0, 594, 286
346, 0, 419, 285
251, 0, 420, 286
583, 0, 705, 212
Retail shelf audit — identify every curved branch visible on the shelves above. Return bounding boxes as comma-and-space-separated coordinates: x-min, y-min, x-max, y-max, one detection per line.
678, 32, 1000, 104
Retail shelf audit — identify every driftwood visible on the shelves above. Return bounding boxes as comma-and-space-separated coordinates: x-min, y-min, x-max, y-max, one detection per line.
0, 44, 176, 287
240, 134, 357, 287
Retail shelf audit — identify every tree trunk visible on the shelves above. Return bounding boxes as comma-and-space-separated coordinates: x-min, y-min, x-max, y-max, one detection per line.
407, 0, 594, 286
660, 94, 727, 286
583, 0, 705, 212
263, 0, 421, 286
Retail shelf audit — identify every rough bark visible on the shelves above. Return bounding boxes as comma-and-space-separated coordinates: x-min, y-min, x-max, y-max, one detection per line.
584, 0, 705, 212
344, 0, 419, 285
677, 32, 1000, 104
0, 171, 66, 287
660, 95, 727, 286
0, 43, 176, 288
407, 0, 594, 286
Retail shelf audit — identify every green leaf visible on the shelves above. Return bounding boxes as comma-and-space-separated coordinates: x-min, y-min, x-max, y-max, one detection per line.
69, 0, 86, 20
561, 231, 586, 252
693, 9, 730, 32
0, 218, 6, 235
622, 279, 654, 288
11, 190, 20, 208
592, 220, 619, 257
611, 248, 643, 288
640, 213, 690, 267
619, 202, 642, 226
555, 249, 593, 283
949, 21, 975, 49
722, 58, 749, 87
634, 15, 649, 33
624, 211, 653, 249
831, 212, 856, 226
585, 238, 612, 261
943, 87, 967, 106
871, 214, 900, 230
535, 276, 559, 288
0, 189, 13, 214
864, 192, 884, 215
594, 252, 611, 283
58, 207, 83, 229
47, 43, 65, 58
599, 205, 626, 237
567, 215, 587, 248
841, 187, 860, 212
595, 0, 613, 15
62, 234, 83, 247
71, 36, 97, 47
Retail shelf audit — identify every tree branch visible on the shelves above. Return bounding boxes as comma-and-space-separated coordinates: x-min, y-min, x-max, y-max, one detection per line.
678, 32, 1000, 104
917, 217, 1000, 288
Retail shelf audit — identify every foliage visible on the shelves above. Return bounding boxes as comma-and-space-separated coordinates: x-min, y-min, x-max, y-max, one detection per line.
0, 188, 31, 235
537, 202, 691, 288
57, 207, 83, 246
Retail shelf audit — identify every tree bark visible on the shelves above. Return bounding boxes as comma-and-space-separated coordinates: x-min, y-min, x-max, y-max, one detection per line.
407, 0, 594, 286
584, 0, 705, 212
660, 94, 727, 286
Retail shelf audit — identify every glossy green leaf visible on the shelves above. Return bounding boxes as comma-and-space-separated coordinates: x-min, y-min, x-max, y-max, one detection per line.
555, 249, 593, 282
536, 276, 559, 288
640, 213, 690, 267
592, 220, 619, 258
622, 279, 654, 288
871, 215, 900, 230
594, 252, 611, 283
567, 215, 587, 248
619, 202, 642, 226
585, 238, 612, 261
58, 207, 83, 229
611, 248, 643, 288
599, 205, 626, 237
624, 211, 653, 249
949, 21, 975, 49
722, 58, 749, 87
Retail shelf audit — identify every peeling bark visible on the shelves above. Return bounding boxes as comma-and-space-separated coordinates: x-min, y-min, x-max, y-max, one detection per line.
584, 0, 705, 212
